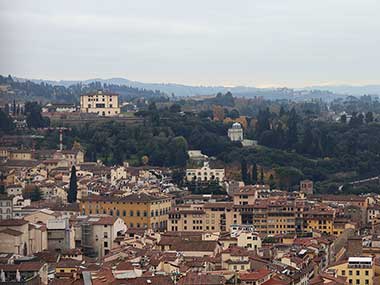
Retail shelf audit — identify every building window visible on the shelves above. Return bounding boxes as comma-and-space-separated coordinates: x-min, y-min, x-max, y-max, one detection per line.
137, 211, 140, 217
123, 210, 126, 217
365, 270, 369, 276
341, 270, 346, 276
143, 211, 147, 217
104, 241, 108, 248
130, 210, 134, 216
104, 232, 108, 238
356, 270, 360, 276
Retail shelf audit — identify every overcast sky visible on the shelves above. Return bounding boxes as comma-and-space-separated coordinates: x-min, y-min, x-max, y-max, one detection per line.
0, 0, 379, 87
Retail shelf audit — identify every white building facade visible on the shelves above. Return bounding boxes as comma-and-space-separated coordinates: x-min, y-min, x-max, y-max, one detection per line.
80, 90, 120, 116
228, 122, 243, 142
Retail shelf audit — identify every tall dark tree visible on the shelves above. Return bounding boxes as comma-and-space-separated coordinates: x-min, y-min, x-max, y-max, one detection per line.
0, 174, 5, 194
23, 185, 42, 201
256, 108, 271, 137
286, 108, 298, 148
25, 102, 49, 128
268, 174, 276, 190
0, 109, 15, 133
260, 168, 264, 184
12, 99, 16, 116
340, 114, 347, 124
241, 159, 248, 184
4, 103, 9, 115
365, 112, 374, 124
251, 162, 258, 184
229, 109, 240, 119
68, 166, 78, 203
0, 185, 5, 195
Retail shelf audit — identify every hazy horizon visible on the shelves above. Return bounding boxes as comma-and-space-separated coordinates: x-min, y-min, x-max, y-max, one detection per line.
1, 0, 379, 88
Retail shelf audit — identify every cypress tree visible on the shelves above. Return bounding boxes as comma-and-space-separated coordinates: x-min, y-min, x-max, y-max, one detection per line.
241, 159, 248, 184
260, 168, 264, 184
68, 166, 78, 203
252, 163, 258, 184
269, 174, 276, 190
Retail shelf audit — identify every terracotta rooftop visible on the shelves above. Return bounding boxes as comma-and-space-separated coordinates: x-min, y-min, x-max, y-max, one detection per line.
0, 219, 28, 226
240, 268, 272, 281
0, 228, 23, 236
0, 262, 45, 272
178, 272, 225, 285
82, 192, 169, 203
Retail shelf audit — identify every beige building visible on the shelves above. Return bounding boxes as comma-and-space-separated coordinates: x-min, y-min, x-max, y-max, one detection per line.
186, 161, 225, 182
0, 219, 30, 255
80, 90, 120, 116
10, 150, 33, 160
168, 202, 234, 232
73, 215, 127, 257
47, 217, 75, 252
24, 208, 60, 224
236, 230, 262, 251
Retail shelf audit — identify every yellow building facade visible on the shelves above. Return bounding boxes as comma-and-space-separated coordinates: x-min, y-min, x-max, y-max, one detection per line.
305, 209, 335, 235
80, 193, 171, 231
328, 257, 374, 285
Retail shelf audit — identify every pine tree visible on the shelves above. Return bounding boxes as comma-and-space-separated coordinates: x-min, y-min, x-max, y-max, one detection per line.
68, 166, 78, 203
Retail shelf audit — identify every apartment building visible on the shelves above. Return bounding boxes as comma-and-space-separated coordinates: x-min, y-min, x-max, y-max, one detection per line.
304, 207, 335, 235
169, 202, 234, 232
328, 257, 374, 285
80, 193, 172, 231
80, 90, 120, 116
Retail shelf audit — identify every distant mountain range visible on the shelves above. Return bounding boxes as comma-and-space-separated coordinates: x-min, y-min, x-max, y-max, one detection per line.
14, 76, 380, 98
303, 85, 380, 96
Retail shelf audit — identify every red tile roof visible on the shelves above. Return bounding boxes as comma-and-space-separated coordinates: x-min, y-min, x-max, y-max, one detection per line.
0, 219, 28, 226
0, 228, 23, 236
178, 273, 225, 285
240, 268, 272, 281
0, 262, 44, 272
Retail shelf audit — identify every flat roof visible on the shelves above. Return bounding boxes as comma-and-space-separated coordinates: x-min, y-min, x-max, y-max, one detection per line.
348, 257, 372, 263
